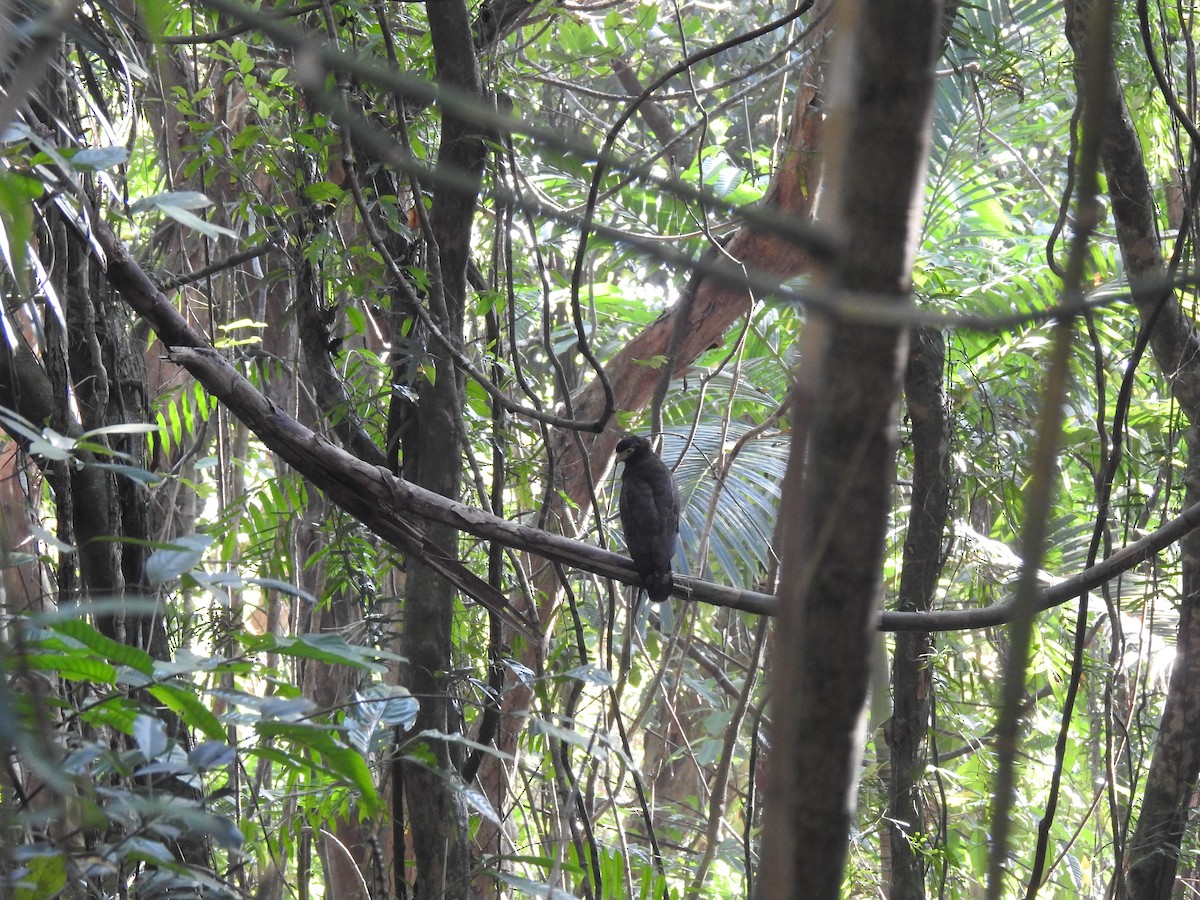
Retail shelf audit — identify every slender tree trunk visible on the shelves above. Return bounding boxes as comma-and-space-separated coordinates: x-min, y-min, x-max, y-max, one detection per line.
396, 0, 487, 896
886, 327, 950, 900
1063, 3, 1200, 897
1121, 440, 1200, 900
759, 1, 943, 896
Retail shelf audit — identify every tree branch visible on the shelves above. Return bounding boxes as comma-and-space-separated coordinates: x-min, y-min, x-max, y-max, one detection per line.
165, 348, 1200, 634
167, 346, 775, 617
88, 214, 1200, 634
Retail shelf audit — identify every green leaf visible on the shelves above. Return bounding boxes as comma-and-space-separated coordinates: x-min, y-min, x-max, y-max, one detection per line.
0, 169, 41, 283
256, 721, 341, 752
403, 750, 502, 825
344, 305, 366, 335
244, 633, 388, 674
80, 700, 138, 733
529, 718, 606, 760
19, 653, 117, 684
248, 745, 304, 772
149, 684, 227, 742
72, 146, 129, 171
146, 533, 212, 584
256, 721, 380, 815
302, 181, 344, 203
52, 619, 156, 675
557, 18, 598, 57
12, 853, 67, 900
492, 871, 580, 900
138, 0, 168, 42
560, 664, 614, 686
231, 125, 264, 150
321, 745, 380, 814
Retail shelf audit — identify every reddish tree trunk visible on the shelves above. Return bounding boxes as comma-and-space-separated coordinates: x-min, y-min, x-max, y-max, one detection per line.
473, 52, 829, 870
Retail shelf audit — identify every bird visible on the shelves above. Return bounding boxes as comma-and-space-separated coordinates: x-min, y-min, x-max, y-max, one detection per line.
615, 434, 681, 603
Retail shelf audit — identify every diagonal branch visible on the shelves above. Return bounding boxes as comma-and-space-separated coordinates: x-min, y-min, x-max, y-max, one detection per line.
88, 214, 1200, 634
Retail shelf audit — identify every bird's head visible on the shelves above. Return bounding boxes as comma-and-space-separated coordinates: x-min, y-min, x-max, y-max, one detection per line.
615, 435, 652, 463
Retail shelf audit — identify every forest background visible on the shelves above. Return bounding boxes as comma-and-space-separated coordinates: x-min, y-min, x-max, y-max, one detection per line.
1, 0, 1199, 898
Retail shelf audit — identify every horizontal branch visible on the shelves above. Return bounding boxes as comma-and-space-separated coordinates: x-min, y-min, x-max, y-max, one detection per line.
166, 351, 1200, 634
88, 204, 775, 619
167, 345, 776, 616
90, 216, 1199, 633
884, 500, 1200, 632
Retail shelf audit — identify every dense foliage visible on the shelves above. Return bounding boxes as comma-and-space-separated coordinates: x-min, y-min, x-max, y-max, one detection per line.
0, 0, 1198, 898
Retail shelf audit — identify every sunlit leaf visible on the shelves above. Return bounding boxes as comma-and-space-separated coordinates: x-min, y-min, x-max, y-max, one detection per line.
149, 684, 227, 742
131, 191, 238, 238
52, 619, 155, 675
132, 714, 169, 761
347, 683, 419, 753
72, 147, 129, 171
187, 741, 235, 770
491, 871, 580, 900
146, 533, 212, 584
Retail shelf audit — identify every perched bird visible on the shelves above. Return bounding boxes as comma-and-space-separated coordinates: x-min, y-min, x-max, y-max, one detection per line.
615, 435, 681, 603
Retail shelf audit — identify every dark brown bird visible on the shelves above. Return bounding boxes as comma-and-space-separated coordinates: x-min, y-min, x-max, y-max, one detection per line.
615, 435, 681, 602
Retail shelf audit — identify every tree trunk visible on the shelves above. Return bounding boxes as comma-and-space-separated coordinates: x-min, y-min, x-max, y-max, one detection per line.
395, 0, 487, 896
886, 327, 951, 900
758, 1, 943, 897
473, 35, 830, 869
1063, 2, 1200, 897
1121, 441, 1200, 900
